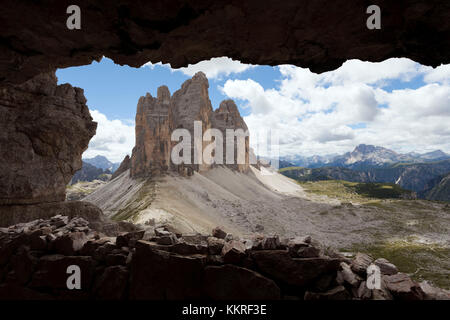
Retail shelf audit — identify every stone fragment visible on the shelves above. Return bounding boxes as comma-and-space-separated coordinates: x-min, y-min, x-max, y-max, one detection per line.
261, 235, 280, 250
419, 281, 450, 300
356, 281, 372, 300
296, 246, 320, 258
383, 273, 425, 300
221, 240, 246, 264
207, 237, 225, 255
339, 262, 361, 287
251, 250, 340, 287
116, 230, 145, 248
351, 253, 373, 275
374, 258, 398, 275
93, 266, 129, 300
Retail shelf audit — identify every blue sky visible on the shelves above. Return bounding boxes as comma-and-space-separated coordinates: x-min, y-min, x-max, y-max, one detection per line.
56, 57, 280, 120
56, 57, 450, 162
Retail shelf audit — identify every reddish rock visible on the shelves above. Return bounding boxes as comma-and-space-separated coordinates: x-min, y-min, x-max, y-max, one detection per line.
203, 265, 281, 300
383, 273, 425, 300
222, 240, 246, 264
212, 227, 227, 239
261, 235, 280, 250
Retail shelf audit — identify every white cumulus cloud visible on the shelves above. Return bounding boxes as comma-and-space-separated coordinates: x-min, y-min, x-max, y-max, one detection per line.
144, 57, 254, 79
221, 58, 450, 156
83, 110, 135, 163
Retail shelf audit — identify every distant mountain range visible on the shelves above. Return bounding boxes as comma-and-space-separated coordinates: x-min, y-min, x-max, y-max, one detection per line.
278, 144, 450, 202
70, 156, 121, 185
281, 144, 450, 169
84, 155, 121, 172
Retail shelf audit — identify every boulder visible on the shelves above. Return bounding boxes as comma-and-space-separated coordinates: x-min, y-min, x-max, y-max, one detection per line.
419, 281, 450, 300
287, 237, 310, 256
116, 230, 145, 248
30, 255, 95, 291
203, 265, 281, 300
383, 273, 425, 300
338, 262, 361, 287
130, 240, 206, 299
351, 253, 373, 275
304, 286, 351, 300
211, 227, 227, 239
374, 258, 398, 275
207, 237, 225, 255
261, 235, 280, 250
221, 240, 246, 264
92, 266, 129, 300
296, 246, 320, 258
52, 232, 88, 255
251, 250, 340, 287
356, 281, 372, 300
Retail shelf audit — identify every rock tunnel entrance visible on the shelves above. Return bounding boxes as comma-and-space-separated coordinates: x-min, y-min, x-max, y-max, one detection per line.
0, 0, 449, 301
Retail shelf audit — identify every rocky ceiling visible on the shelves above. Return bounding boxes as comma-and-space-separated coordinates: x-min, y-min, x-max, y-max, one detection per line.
2, 0, 450, 85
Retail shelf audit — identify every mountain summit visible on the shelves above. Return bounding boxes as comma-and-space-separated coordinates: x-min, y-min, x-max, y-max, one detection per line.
129, 72, 250, 178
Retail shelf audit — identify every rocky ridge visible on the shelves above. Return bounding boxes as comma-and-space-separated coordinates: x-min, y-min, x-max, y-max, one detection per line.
1, 216, 448, 300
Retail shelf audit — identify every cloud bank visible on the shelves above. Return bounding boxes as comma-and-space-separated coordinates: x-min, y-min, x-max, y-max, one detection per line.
221, 58, 450, 156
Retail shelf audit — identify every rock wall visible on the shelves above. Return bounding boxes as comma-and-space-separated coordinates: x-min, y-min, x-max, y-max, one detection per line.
130, 72, 249, 178
0, 71, 97, 205
131, 87, 173, 178
1, 1, 449, 86
211, 100, 250, 172
1, 217, 448, 300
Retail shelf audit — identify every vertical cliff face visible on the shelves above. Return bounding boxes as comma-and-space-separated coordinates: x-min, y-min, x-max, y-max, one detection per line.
171, 72, 213, 173
0, 71, 97, 205
130, 72, 249, 178
131, 86, 173, 178
211, 100, 250, 172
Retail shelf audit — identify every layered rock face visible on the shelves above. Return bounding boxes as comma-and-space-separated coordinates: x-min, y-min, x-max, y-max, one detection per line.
0, 72, 97, 205
211, 100, 250, 172
130, 72, 249, 178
